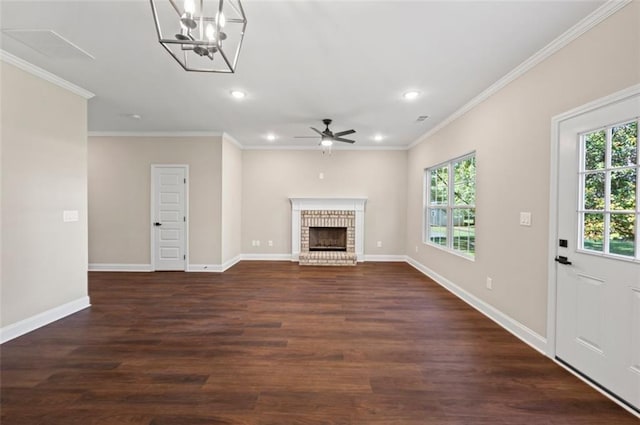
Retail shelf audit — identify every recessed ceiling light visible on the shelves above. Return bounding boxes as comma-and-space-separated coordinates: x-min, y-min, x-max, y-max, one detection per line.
230, 90, 246, 99
266, 133, 276, 141
122, 113, 142, 120
403, 90, 420, 100
374, 134, 384, 142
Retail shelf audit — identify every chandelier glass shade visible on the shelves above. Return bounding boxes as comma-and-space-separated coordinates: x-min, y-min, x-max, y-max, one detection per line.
150, 0, 247, 73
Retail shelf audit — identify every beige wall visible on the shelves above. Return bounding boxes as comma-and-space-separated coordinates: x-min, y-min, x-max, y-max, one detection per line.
406, 3, 640, 336
1, 62, 88, 327
221, 136, 243, 264
242, 149, 407, 256
88, 136, 222, 265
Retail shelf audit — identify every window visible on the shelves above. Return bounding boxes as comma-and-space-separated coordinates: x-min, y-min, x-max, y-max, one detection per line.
424, 153, 476, 258
579, 119, 638, 260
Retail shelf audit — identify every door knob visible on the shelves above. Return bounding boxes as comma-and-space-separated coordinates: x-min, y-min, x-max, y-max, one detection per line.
154, 222, 162, 226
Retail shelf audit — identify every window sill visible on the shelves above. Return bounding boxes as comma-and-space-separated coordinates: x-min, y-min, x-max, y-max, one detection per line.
423, 241, 475, 262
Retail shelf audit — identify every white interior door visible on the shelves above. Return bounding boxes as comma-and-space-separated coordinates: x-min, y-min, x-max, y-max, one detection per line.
152, 165, 187, 271
556, 92, 640, 412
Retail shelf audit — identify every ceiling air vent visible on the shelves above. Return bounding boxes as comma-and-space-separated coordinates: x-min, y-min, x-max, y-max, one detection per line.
416, 115, 429, 122
2, 29, 94, 60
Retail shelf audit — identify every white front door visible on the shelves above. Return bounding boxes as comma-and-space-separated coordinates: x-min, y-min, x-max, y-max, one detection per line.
152, 165, 187, 271
556, 92, 640, 412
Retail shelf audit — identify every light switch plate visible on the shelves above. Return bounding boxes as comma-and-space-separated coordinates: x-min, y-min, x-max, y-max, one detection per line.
519, 212, 531, 226
63, 210, 79, 222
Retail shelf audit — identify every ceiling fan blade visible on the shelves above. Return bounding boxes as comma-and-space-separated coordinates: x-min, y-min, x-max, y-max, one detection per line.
334, 137, 356, 144
334, 129, 355, 137
310, 127, 324, 136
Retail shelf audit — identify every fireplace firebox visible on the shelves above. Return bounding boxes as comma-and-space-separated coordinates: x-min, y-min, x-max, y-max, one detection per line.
309, 227, 347, 251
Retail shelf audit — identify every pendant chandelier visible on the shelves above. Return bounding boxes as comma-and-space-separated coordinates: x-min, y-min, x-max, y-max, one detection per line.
150, 0, 247, 73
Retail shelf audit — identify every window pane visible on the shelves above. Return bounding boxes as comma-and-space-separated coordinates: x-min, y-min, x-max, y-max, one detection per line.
453, 208, 475, 256
430, 166, 448, 205
429, 208, 447, 246
453, 157, 476, 206
583, 172, 605, 210
610, 213, 635, 257
584, 129, 606, 170
583, 213, 604, 252
611, 121, 637, 167
611, 168, 636, 210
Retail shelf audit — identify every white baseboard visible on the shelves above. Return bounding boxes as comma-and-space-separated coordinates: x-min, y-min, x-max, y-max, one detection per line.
188, 255, 242, 273
240, 253, 293, 261
405, 256, 548, 355
88, 263, 152, 272
0, 296, 91, 344
89, 255, 289, 273
222, 255, 242, 271
362, 254, 407, 262
187, 264, 222, 272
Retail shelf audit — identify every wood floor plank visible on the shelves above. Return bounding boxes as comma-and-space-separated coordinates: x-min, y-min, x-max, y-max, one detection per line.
1, 262, 637, 424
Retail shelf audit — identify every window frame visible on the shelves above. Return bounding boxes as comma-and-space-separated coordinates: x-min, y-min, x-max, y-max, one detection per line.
577, 118, 639, 262
423, 152, 476, 260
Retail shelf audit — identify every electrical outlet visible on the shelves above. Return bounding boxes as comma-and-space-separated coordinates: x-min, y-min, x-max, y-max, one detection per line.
268, 240, 273, 247
415, 245, 419, 253
319, 172, 324, 179
486, 277, 493, 290
256, 240, 261, 246
377, 241, 382, 248
519, 212, 532, 226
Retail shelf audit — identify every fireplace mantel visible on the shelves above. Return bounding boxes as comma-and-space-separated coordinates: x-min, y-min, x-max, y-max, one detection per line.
290, 197, 367, 260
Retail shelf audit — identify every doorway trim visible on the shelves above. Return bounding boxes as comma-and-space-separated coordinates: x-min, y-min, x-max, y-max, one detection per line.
150, 164, 190, 271
547, 84, 640, 417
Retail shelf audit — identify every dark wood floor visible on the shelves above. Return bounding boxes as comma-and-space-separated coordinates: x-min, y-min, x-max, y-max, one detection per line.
1, 262, 637, 424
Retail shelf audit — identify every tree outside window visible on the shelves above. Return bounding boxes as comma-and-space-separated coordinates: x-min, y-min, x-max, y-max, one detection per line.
425, 153, 476, 258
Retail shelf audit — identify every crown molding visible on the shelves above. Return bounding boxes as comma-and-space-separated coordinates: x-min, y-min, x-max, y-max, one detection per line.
222, 132, 244, 149
242, 144, 408, 151
408, 0, 632, 150
86, 133, 406, 150
0, 49, 95, 99
88, 131, 223, 137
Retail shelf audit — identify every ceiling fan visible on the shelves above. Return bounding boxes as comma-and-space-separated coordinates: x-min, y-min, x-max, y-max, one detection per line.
296, 119, 356, 146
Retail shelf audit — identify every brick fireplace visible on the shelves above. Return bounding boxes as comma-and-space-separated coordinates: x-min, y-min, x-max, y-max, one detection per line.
290, 198, 367, 266
300, 210, 356, 265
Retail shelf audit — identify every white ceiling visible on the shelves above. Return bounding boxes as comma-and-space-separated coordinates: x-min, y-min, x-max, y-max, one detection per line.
0, 0, 605, 148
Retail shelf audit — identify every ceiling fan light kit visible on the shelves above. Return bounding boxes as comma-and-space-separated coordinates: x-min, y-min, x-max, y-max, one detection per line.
294, 119, 357, 154
150, 0, 247, 73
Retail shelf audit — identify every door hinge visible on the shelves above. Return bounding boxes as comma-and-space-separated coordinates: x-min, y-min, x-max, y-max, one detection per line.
183, 216, 186, 222
183, 254, 186, 260
184, 178, 186, 184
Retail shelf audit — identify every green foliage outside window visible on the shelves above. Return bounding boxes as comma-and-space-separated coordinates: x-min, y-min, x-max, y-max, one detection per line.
426, 154, 476, 257
582, 121, 637, 257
